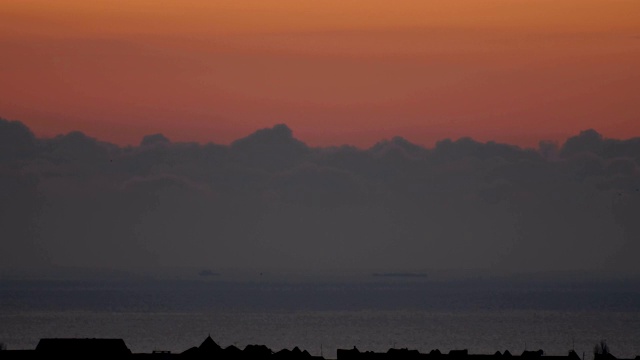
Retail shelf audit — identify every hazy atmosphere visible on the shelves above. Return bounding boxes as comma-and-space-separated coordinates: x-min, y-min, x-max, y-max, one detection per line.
4, 1, 640, 358
2, 118, 639, 277
3, 1, 640, 279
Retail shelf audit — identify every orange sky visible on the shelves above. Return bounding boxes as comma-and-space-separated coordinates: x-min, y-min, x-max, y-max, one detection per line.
1, 0, 639, 147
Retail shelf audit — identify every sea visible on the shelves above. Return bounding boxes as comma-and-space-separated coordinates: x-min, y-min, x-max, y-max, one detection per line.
1, 278, 640, 358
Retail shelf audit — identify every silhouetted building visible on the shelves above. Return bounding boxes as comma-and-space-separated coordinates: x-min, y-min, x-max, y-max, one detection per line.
449, 350, 469, 358
199, 335, 222, 354
3, 335, 639, 360
244, 344, 273, 359
35, 338, 131, 358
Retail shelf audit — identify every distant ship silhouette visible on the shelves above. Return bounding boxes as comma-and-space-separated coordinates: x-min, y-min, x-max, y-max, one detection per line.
371, 272, 428, 278
198, 269, 218, 277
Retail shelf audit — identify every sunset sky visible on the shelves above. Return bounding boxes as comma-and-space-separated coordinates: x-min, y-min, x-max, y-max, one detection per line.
1, 0, 639, 148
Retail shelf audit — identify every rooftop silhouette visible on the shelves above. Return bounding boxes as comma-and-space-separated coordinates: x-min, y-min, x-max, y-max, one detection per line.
2, 336, 639, 360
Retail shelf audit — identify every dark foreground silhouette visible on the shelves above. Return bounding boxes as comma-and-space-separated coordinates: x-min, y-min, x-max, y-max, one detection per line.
1, 336, 638, 360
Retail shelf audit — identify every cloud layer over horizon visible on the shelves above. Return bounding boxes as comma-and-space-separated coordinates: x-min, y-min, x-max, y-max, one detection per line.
2, 117, 640, 276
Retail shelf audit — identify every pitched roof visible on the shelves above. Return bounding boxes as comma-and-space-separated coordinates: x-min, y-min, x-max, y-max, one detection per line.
199, 335, 221, 353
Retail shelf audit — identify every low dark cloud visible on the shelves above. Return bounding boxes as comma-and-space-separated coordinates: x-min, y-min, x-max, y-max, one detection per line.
0, 118, 37, 160
1, 117, 639, 276
140, 133, 171, 147
562, 129, 640, 159
271, 163, 368, 208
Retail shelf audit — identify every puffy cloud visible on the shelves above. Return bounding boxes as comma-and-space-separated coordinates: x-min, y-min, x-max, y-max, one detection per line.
2, 118, 640, 276
41, 131, 113, 164
562, 129, 640, 160
140, 133, 170, 147
0, 118, 37, 160
231, 124, 310, 171
434, 137, 536, 162
561, 129, 604, 157
369, 136, 428, 160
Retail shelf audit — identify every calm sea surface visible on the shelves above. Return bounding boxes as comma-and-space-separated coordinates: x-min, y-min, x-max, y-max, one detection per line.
1, 280, 640, 358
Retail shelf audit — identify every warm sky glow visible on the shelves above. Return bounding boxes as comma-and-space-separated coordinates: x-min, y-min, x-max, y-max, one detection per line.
1, 0, 639, 147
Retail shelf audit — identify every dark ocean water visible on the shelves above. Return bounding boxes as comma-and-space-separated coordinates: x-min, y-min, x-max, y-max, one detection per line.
1, 280, 640, 358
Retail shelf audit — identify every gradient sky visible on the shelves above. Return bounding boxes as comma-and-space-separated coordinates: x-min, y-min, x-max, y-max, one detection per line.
1, 0, 639, 148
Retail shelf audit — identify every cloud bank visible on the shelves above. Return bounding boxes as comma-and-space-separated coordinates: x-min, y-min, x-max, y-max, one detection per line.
1, 118, 639, 276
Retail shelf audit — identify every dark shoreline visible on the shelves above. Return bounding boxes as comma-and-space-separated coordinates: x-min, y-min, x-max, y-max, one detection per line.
1, 337, 637, 360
